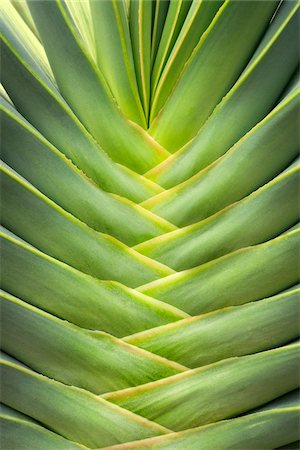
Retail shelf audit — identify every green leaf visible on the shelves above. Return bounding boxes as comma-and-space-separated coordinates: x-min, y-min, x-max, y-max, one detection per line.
149, 0, 279, 151
104, 343, 299, 431
147, 1, 299, 186
0, 84, 12, 104
143, 89, 299, 226
151, 0, 192, 94
136, 163, 299, 270
10, 0, 39, 39
0, 0, 54, 84
0, 163, 174, 287
1, 354, 170, 448
151, 0, 169, 67
129, 0, 152, 121
104, 392, 300, 449
1, 2, 299, 448
1, 405, 86, 450
1, 291, 186, 394
0, 98, 175, 246
0, 20, 162, 202
150, 0, 223, 122
125, 288, 300, 367
0, 229, 188, 337
90, 0, 146, 127
138, 229, 300, 314
64, 0, 96, 62
27, 0, 169, 172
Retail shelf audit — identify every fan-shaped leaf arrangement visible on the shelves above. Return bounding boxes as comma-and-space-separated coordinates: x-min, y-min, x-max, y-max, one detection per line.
1, 0, 300, 449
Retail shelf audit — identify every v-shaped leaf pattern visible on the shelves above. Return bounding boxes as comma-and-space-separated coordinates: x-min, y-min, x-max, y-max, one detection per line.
1, 1, 299, 449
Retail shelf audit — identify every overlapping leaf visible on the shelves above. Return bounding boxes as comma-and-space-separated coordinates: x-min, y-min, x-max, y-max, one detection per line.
1, 1, 299, 449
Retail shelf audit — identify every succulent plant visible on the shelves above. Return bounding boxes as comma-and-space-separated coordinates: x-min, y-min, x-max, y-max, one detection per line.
1, 0, 299, 448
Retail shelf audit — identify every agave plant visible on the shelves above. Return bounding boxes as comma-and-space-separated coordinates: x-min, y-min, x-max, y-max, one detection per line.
0, 0, 299, 448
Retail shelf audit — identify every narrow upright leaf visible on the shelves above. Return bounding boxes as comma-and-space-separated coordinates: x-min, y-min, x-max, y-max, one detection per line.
129, 0, 152, 121
149, 0, 279, 151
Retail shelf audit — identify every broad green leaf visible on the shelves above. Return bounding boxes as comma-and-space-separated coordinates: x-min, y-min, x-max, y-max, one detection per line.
150, 0, 223, 121
149, 0, 279, 151
28, 0, 169, 172
104, 343, 299, 431
147, 2, 299, 186
0, 163, 174, 287
1, 405, 86, 450
136, 164, 299, 270
0, 23, 162, 202
125, 288, 300, 367
0, 98, 175, 246
151, 0, 192, 93
138, 229, 300, 314
104, 394, 300, 449
1, 354, 170, 448
90, 0, 146, 127
129, 0, 152, 121
143, 89, 299, 226
0, 229, 188, 337
1, 292, 185, 394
